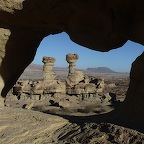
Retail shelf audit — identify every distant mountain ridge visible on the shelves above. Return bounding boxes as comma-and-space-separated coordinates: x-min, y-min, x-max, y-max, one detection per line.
27, 64, 117, 73
27, 64, 42, 70
86, 67, 117, 73
27, 64, 68, 71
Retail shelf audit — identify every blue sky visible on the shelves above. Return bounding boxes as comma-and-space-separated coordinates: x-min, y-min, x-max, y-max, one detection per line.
33, 32, 144, 73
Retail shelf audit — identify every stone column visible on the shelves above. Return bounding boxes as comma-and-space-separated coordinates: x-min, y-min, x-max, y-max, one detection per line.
66, 53, 79, 75
42, 56, 56, 82
66, 53, 84, 86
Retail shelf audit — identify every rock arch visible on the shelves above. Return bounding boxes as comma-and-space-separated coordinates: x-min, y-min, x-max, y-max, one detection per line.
0, 0, 144, 130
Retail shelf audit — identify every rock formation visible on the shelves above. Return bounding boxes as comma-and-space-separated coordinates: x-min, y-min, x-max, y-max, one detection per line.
13, 56, 66, 100
65, 54, 105, 98
13, 80, 32, 97
116, 52, 144, 117
0, 0, 144, 131
66, 53, 84, 86
13, 54, 105, 101
30, 56, 66, 96
42, 56, 56, 82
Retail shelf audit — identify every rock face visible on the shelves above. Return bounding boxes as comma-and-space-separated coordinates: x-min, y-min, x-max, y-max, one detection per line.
0, 0, 144, 131
117, 52, 144, 117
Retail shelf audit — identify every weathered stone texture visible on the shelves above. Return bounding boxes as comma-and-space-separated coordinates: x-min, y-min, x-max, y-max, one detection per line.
0, 0, 24, 13
42, 56, 56, 82
117, 53, 144, 116
0, 0, 144, 130
0, 28, 11, 60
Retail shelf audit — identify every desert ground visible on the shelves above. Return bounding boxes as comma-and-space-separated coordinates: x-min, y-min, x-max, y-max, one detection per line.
1, 66, 144, 144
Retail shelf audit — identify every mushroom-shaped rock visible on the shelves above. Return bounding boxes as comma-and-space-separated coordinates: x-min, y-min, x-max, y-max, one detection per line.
66, 53, 79, 64
42, 57, 56, 64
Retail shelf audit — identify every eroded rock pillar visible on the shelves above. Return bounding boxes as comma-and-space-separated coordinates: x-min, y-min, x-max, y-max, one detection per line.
42, 56, 56, 82
66, 53, 84, 86
66, 53, 78, 74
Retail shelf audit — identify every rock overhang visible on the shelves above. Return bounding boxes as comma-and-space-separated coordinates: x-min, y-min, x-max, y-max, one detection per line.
0, 0, 131, 51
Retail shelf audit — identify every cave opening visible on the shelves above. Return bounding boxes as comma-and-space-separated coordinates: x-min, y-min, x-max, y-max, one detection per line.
1, 1, 144, 142
6, 32, 144, 117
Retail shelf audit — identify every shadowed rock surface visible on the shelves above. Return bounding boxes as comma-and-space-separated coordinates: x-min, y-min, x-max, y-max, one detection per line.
0, 0, 144, 143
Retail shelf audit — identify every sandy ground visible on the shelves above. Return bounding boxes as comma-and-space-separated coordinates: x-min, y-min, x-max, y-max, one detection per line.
1, 107, 144, 144
0, 107, 68, 144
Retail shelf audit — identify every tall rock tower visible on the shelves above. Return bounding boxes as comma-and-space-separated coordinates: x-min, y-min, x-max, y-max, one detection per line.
42, 56, 56, 82
66, 53, 84, 86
